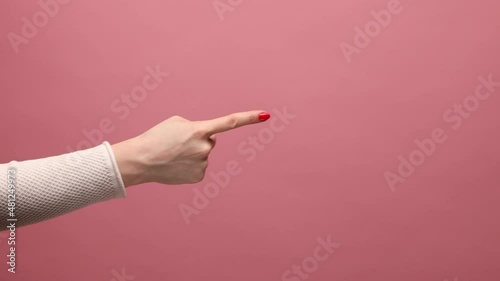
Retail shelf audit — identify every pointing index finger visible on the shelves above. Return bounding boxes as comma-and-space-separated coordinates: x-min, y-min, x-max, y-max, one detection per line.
201, 111, 271, 136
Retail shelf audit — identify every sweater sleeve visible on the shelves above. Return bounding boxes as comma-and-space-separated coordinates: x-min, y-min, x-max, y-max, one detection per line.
0, 141, 126, 231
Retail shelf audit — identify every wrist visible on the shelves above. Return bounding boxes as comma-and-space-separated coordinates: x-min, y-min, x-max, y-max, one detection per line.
111, 137, 148, 188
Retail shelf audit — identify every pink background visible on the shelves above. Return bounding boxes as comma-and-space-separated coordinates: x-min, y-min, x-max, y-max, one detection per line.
1, 0, 500, 280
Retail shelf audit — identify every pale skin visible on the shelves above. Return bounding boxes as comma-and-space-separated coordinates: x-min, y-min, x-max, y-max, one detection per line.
111, 110, 270, 188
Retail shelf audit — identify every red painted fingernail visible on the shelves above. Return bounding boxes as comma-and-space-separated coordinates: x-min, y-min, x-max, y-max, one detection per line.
258, 112, 271, 121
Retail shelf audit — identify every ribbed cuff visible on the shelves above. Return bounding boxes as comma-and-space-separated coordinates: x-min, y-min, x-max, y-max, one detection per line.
102, 141, 127, 199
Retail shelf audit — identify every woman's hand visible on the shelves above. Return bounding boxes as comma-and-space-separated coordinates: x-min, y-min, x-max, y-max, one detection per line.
111, 111, 271, 187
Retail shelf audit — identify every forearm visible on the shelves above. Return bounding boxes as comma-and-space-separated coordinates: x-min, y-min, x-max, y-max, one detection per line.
0, 110, 269, 230
0, 142, 126, 230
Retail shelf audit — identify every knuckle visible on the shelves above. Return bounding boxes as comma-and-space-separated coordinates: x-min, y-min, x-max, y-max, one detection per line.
227, 114, 238, 129
192, 172, 205, 183
170, 115, 184, 121
204, 145, 213, 154
199, 142, 212, 154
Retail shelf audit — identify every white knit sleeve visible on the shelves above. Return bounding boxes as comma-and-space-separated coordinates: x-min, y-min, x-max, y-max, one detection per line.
0, 141, 127, 230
